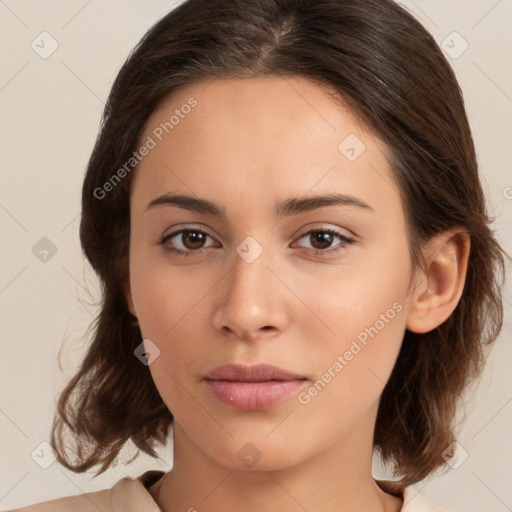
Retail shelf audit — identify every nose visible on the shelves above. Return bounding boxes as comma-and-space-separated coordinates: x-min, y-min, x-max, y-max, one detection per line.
213, 245, 289, 342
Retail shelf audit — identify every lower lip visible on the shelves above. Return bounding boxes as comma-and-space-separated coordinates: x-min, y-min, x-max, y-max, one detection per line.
204, 379, 307, 410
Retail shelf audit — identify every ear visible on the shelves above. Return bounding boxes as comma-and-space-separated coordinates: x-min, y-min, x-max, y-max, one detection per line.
406, 227, 470, 333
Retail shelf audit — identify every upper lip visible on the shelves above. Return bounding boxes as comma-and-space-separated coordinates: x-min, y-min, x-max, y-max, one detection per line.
204, 363, 306, 382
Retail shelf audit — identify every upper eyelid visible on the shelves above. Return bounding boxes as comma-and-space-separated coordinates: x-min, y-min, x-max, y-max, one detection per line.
292, 229, 354, 250
164, 226, 217, 241
296, 226, 353, 239
164, 224, 351, 238
164, 227, 218, 246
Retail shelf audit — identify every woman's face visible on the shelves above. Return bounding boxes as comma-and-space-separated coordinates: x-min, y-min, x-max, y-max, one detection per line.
126, 76, 418, 470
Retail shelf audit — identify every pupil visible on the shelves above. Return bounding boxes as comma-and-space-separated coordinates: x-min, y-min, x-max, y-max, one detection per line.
184, 231, 205, 249
312, 231, 332, 249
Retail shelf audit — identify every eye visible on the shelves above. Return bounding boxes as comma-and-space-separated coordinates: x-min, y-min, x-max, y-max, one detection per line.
292, 228, 354, 254
159, 228, 217, 256
158, 226, 355, 258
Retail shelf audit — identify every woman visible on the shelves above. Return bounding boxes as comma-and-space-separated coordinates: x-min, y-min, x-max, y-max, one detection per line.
8, 0, 506, 510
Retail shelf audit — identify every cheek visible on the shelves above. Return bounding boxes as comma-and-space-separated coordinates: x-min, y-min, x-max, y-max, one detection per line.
293, 245, 411, 398
128, 250, 216, 391
298, 241, 410, 336
129, 269, 207, 418
129, 243, 210, 339
291, 281, 408, 445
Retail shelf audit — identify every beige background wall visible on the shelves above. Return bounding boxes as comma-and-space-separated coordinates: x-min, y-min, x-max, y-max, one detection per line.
0, 1, 511, 510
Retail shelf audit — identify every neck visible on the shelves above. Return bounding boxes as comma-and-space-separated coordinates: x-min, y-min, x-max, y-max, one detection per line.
150, 406, 403, 512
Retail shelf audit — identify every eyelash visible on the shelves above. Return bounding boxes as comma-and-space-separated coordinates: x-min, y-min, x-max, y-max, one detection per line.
158, 227, 355, 258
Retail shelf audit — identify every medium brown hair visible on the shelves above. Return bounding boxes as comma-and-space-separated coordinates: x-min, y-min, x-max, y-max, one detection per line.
50, 0, 506, 486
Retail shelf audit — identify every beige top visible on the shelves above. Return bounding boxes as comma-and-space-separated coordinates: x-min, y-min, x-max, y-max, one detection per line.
5, 471, 449, 511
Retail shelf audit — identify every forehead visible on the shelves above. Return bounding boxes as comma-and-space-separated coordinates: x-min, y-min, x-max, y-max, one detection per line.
143, 75, 369, 153
131, 76, 401, 223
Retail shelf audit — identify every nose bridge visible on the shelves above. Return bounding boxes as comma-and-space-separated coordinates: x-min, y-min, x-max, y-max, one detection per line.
228, 244, 269, 302
213, 238, 287, 338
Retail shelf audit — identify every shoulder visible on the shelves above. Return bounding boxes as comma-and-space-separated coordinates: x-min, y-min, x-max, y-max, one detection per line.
376, 480, 451, 512
4, 487, 112, 512
401, 486, 452, 512
4, 470, 166, 512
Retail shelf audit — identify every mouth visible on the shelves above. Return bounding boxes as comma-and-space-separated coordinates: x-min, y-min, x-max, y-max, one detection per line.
203, 363, 309, 410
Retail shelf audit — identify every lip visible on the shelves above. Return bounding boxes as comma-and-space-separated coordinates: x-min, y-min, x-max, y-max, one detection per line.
204, 363, 305, 382
203, 364, 308, 410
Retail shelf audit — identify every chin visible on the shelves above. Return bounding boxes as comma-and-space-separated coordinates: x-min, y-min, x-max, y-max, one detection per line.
201, 435, 307, 472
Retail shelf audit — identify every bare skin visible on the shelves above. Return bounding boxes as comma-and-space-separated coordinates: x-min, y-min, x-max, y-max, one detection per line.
124, 76, 469, 512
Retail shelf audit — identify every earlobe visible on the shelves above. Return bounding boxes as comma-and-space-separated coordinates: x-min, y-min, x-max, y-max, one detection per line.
123, 278, 137, 319
406, 228, 470, 334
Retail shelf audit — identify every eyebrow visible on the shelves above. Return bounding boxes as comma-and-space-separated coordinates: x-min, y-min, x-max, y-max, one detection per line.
145, 192, 373, 220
